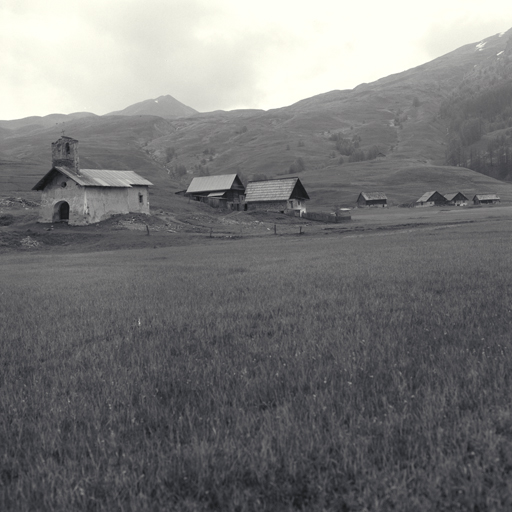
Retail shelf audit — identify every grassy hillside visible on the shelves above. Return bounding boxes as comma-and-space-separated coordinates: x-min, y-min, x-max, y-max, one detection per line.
2, 28, 512, 210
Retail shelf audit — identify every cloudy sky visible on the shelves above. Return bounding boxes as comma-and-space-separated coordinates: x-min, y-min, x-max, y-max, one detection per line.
1, 0, 512, 120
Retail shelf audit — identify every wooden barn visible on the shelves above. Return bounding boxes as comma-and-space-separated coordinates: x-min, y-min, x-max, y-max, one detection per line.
357, 192, 388, 207
473, 194, 500, 205
416, 191, 447, 207
185, 174, 245, 209
444, 192, 468, 206
244, 177, 309, 214
32, 137, 152, 225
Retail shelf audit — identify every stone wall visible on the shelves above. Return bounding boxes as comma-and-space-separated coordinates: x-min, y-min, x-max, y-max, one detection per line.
51, 138, 80, 174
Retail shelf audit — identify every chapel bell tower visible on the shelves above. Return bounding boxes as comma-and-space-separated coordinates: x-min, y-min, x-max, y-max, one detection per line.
52, 136, 80, 175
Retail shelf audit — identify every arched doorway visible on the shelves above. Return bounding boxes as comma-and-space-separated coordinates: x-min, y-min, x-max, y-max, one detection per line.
53, 201, 70, 222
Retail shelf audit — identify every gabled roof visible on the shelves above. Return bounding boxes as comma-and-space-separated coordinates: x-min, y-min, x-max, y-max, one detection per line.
359, 192, 387, 201
416, 191, 445, 203
32, 167, 152, 191
474, 194, 500, 200
245, 177, 310, 202
58, 136, 79, 143
186, 174, 244, 195
444, 192, 468, 202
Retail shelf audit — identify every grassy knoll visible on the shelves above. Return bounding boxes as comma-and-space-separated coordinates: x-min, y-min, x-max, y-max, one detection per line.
2, 221, 512, 511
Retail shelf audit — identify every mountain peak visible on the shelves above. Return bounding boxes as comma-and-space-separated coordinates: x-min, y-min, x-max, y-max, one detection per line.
107, 95, 198, 118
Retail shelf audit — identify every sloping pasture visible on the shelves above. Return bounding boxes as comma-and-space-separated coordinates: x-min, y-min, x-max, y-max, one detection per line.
2, 220, 512, 511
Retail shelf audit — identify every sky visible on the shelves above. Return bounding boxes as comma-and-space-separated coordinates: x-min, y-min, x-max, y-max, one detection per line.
1, 0, 512, 120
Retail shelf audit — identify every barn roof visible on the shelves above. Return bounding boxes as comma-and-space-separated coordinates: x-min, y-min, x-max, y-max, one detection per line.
416, 191, 444, 203
245, 177, 310, 202
444, 192, 468, 201
474, 194, 500, 200
32, 167, 152, 190
360, 192, 387, 201
186, 174, 244, 194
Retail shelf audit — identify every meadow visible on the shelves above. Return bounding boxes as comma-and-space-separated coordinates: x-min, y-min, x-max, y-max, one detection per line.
2, 219, 512, 511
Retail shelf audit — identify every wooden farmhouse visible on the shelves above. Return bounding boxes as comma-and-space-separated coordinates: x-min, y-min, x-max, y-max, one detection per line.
473, 194, 500, 205
416, 191, 447, 207
32, 137, 152, 225
357, 192, 387, 207
444, 192, 468, 206
185, 174, 245, 210
244, 177, 310, 215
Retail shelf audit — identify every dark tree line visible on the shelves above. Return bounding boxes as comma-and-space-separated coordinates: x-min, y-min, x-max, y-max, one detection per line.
442, 81, 512, 179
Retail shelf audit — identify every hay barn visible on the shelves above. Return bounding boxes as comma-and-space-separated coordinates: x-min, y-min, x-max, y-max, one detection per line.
444, 192, 468, 206
32, 137, 152, 225
357, 192, 387, 207
473, 194, 500, 205
185, 174, 245, 209
244, 177, 309, 214
416, 191, 447, 207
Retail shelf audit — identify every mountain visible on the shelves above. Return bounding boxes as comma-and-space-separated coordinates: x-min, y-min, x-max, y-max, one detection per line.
2, 28, 512, 210
0, 112, 98, 132
106, 95, 198, 118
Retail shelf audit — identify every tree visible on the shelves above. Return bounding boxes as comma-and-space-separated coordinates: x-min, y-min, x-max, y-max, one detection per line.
289, 157, 306, 174
165, 147, 176, 162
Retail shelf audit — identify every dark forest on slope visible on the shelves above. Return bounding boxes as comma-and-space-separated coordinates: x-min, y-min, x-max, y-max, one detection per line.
442, 35, 512, 180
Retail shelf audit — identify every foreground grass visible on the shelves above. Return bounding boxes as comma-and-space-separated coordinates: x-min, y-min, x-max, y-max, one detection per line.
2, 222, 512, 511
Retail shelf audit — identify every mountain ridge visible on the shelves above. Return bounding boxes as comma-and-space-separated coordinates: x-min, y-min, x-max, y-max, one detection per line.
2, 28, 512, 209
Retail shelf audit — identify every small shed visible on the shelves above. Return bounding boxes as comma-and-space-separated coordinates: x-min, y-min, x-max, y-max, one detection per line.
245, 177, 309, 214
185, 174, 245, 209
416, 191, 447, 207
32, 137, 152, 225
357, 192, 387, 207
473, 194, 500, 205
444, 192, 468, 206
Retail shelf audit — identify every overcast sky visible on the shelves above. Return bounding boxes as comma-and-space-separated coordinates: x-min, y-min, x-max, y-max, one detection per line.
1, 0, 512, 120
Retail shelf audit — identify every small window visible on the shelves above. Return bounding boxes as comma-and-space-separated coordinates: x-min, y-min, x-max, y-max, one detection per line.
61, 182, 67, 188
139, 193, 144, 204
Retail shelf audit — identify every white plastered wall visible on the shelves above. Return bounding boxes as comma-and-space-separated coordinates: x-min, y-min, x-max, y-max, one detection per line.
38, 173, 150, 225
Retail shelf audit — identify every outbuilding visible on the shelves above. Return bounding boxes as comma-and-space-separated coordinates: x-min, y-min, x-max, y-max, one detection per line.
416, 191, 447, 207
444, 192, 468, 206
185, 174, 245, 209
357, 192, 387, 207
473, 194, 500, 205
244, 177, 310, 215
32, 137, 152, 225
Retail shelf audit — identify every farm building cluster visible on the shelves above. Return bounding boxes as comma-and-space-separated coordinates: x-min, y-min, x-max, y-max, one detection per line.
31, 137, 502, 226
357, 191, 500, 208
184, 174, 310, 215
414, 191, 500, 207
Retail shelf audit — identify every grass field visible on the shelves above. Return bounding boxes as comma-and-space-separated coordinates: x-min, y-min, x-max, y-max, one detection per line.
2, 217, 512, 510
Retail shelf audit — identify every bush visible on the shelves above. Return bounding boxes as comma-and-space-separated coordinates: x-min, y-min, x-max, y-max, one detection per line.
289, 157, 306, 174
0, 214, 14, 226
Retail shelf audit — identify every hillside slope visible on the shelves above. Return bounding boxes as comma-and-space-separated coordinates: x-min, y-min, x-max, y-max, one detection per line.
2, 28, 512, 209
